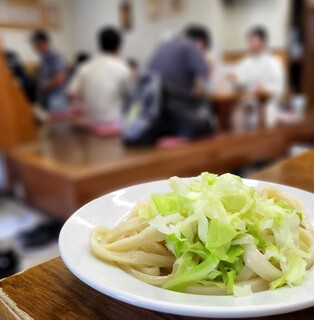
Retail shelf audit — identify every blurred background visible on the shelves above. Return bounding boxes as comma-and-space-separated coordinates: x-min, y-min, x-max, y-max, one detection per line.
0, 0, 314, 279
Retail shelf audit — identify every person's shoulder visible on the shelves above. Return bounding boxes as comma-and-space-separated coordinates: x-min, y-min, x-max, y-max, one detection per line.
84, 57, 98, 68
161, 36, 193, 52
44, 50, 65, 69
79, 60, 93, 74
239, 54, 253, 65
265, 52, 284, 67
109, 57, 130, 74
47, 49, 63, 61
79, 56, 102, 70
176, 36, 195, 51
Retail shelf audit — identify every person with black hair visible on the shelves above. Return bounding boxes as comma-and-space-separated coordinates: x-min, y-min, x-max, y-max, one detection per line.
229, 25, 285, 129
68, 26, 130, 123
148, 24, 210, 94
231, 26, 285, 92
122, 25, 216, 144
30, 30, 68, 112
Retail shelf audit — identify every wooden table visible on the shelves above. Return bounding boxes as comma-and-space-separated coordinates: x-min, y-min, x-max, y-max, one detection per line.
209, 91, 245, 131
209, 90, 271, 131
8, 116, 314, 219
1, 150, 314, 319
249, 149, 314, 192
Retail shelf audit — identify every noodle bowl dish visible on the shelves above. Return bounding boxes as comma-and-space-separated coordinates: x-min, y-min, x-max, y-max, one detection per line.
59, 173, 314, 317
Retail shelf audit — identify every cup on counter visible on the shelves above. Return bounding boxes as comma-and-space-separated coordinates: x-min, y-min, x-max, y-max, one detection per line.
290, 95, 307, 119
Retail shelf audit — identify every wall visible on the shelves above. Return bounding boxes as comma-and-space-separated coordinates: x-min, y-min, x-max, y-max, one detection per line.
222, 0, 291, 51
74, 0, 291, 66
73, 0, 224, 66
1, 0, 76, 63
1, 0, 291, 64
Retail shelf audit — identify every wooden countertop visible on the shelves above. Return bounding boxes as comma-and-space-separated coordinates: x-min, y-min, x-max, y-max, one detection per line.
10, 115, 314, 180
1, 150, 314, 319
250, 149, 314, 193
8, 117, 314, 219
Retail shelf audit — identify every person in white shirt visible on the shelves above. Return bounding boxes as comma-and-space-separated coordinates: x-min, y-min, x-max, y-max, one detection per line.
230, 26, 286, 129
68, 27, 130, 124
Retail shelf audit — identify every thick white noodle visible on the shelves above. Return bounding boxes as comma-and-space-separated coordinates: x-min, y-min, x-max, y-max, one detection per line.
122, 265, 171, 285
300, 228, 314, 268
243, 244, 283, 281
264, 187, 313, 233
90, 187, 314, 296
236, 265, 257, 281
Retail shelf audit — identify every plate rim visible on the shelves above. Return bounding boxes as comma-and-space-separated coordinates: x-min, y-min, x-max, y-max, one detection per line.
59, 178, 314, 318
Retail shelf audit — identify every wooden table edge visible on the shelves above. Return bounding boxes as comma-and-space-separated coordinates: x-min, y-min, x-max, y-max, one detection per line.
0, 288, 33, 320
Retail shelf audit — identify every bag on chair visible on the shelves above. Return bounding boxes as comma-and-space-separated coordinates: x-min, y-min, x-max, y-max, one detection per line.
122, 73, 167, 145
122, 74, 217, 145
163, 82, 217, 138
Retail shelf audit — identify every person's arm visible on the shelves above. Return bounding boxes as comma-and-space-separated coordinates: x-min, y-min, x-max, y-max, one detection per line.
40, 71, 66, 91
258, 58, 285, 98
66, 67, 86, 114
193, 77, 207, 98
185, 44, 209, 96
67, 66, 84, 101
226, 59, 249, 87
40, 53, 66, 92
116, 61, 133, 100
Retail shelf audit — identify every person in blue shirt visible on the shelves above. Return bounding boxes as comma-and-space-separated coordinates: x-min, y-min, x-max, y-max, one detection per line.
125, 25, 215, 142
148, 25, 210, 95
30, 30, 68, 112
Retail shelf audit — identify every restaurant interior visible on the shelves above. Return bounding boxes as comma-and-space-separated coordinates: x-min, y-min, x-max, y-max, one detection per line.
1, 0, 314, 319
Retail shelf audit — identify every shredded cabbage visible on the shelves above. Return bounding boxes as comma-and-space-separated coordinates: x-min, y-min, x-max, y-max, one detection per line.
138, 173, 311, 295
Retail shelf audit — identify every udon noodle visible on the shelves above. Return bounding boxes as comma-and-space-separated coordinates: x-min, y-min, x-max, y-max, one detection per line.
90, 177, 314, 296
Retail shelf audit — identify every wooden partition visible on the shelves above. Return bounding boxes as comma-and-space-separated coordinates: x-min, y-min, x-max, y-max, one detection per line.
223, 48, 288, 65
0, 46, 37, 151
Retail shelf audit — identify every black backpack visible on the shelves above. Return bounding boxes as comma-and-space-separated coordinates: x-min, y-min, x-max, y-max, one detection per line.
122, 73, 217, 145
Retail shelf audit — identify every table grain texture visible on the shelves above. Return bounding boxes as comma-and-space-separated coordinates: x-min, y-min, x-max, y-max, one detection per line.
1, 150, 314, 320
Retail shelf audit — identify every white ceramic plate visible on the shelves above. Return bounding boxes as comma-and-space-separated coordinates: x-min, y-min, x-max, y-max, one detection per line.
59, 179, 314, 318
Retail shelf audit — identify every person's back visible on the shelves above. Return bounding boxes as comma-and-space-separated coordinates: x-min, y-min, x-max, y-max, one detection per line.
68, 27, 130, 123
70, 55, 129, 122
148, 26, 209, 93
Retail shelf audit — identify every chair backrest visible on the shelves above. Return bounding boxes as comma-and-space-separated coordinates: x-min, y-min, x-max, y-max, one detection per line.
0, 45, 37, 151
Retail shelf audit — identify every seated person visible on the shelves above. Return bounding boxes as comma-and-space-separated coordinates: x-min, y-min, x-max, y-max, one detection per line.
68, 27, 130, 124
148, 24, 210, 95
30, 30, 68, 112
122, 25, 216, 145
229, 26, 285, 129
